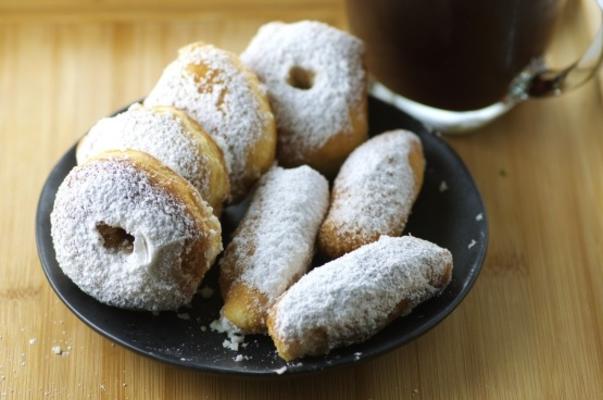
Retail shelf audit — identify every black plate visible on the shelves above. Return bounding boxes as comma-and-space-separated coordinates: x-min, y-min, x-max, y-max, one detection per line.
35, 96, 488, 376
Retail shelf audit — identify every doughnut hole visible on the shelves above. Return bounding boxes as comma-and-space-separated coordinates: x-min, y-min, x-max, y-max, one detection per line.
287, 66, 315, 90
96, 223, 134, 254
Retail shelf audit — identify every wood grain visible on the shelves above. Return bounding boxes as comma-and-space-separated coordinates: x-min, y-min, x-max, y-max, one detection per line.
0, 1, 602, 399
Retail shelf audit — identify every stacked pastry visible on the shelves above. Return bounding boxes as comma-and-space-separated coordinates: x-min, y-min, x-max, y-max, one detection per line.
53, 42, 276, 312
50, 20, 453, 361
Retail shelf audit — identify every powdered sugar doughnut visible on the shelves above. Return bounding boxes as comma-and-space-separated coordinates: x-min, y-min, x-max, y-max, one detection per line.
50, 150, 222, 311
319, 130, 425, 258
145, 42, 276, 201
241, 20, 368, 177
267, 236, 453, 361
77, 104, 230, 215
219, 165, 329, 333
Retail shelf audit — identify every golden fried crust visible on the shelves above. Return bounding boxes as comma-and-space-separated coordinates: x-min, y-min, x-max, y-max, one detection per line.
318, 215, 376, 260
152, 105, 231, 215
229, 54, 277, 198
218, 222, 273, 334
217, 219, 247, 297
407, 139, 425, 194
220, 261, 308, 334
179, 42, 276, 202
266, 307, 330, 361
90, 150, 222, 294
318, 139, 425, 259
277, 85, 368, 178
221, 282, 270, 334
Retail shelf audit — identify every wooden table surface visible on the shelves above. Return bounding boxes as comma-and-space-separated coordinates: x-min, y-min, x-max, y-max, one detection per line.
1, 0, 602, 398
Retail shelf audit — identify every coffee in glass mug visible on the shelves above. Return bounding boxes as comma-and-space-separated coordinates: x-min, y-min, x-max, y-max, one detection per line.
346, 0, 603, 131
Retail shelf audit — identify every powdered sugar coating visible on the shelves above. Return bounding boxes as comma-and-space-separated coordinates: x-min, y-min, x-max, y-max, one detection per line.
50, 156, 221, 311
145, 43, 275, 199
241, 20, 366, 156
270, 236, 453, 356
321, 130, 423, 251
220, 165, 329, 299
77, 104, 223, 207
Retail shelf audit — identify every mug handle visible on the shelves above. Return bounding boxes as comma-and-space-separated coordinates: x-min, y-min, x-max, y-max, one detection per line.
518, 0, 603, 98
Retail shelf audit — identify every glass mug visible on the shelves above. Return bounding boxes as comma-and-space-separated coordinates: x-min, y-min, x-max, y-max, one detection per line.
346, 0, 603, 132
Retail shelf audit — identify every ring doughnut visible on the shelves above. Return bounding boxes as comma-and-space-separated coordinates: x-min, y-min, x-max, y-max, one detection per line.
145, 42, 276, 201
319, 130, 425, 258
241, 20, 368, 177
267, 236, 453, 361
77, 103, 230, 215
219, 165, 329, 333
50, 150, 222, 311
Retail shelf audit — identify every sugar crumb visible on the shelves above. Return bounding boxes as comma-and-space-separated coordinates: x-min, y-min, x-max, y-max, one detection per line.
222, 336, 244, 351
51, 345, 62, 355
29, 338, 37, 345
274, 366, 287, 375
439, 181, 448, 192
468, 239, 477, 249
475, 213, 483, 221
210, 317, 245, 351
233, 354, 244, 362
177, 313, 191, 320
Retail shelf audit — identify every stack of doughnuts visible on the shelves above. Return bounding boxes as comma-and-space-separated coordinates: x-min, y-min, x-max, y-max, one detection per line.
50, 20, 454, 360
53, 42, 275, 312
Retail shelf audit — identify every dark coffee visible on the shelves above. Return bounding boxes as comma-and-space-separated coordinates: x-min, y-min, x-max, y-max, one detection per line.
346, 0, 563, 111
